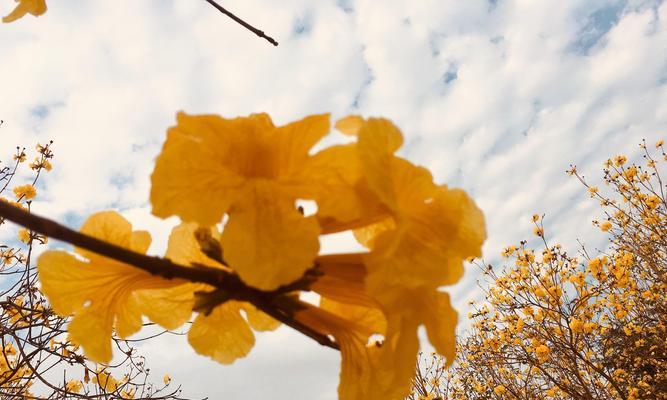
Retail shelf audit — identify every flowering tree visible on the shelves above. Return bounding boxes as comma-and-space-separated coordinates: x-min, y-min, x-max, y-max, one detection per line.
0, 113, 485, 400
0, 142, 184, 399
3, 4, 486, 398
410, 140, 667, 400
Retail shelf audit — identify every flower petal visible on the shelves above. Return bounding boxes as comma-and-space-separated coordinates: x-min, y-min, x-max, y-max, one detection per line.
135, 284, 197, 330
165, 223, 224, 269
130, 230, 152, 254
67, 306, 114, 363
434, 186, 487, 260
300, 144, 363, 223
39, 250, 167, 362
38, 251, 95, 316
242, 304, 280, 332
38, 212, 186, 363
188, 302, 255, 364
2, 0, 46, 23
361, 161, 486, 290
114, 294, 144, 338
353, 217, 395, 250
221, 182, 320, 290
335, 115, 365, 136
357, 118, 405, 207
295, 304, 378, 400
421, 291, 458, 365
311, 254, 377, 308
368, 313, 421, 400
320, 298, 386, 336
76, 211, 133, 261
271, 113, 330, 178
300, 144, 389, 233
150, 113, 247, 226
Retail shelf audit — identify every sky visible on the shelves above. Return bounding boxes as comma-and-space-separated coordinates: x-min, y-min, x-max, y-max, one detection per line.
0, 0, 666, 398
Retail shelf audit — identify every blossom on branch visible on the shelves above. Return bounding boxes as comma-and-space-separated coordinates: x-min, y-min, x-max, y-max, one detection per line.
38, 211, 192, 363
32, 111, 485, 399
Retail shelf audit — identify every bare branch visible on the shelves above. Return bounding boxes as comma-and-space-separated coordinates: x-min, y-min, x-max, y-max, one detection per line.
203, 0, 279, 46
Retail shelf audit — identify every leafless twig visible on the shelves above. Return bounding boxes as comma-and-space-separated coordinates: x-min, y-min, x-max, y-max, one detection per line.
203, 0, 278, 46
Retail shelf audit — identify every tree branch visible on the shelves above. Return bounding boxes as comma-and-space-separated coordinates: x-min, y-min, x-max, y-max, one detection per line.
0, 201, 338, 351
203, 0, 279, 46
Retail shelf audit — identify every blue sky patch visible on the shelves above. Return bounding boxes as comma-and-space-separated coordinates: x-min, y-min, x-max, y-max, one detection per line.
30, 101, 64, 120
442, 68, 458, 85
336, 0, 353, 14
292, 13, 313, 36
569, 1, 627, 55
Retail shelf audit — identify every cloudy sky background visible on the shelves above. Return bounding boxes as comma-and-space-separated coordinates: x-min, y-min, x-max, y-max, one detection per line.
1, 0, 666, 398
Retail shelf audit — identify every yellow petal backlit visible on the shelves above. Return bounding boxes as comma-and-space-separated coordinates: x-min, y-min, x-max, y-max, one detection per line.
39, 250, 182, 363
353, 217, 395, 250
66, 305, 114, 363
421, 291, 458, 365
359, 157, 486, 291
299, 143, 390, 234
368, 312, 421, 400
150, 113, 246, 226
75, 211, 135, 261
320, 297, 386, 338
130, 230, 152, 254
334, 115, 365, 136
300, 144, 364, 225
356, 118, 405, 208
135, 284, 196, 331
188, 302, 255, 364
165, 222, 225, 269
221, 182, 320, 290
2, 0, 46, 23
242, 304, 280, 332
311, 253, 377, 308
269, 113, 331, 178
38, 211, 187, 363
295, 303, 378, 400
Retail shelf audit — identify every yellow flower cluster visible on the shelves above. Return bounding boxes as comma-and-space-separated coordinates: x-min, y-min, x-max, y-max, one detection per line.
0, 342, 35, 396
38, 113, 486, 399
0, 143, 178, 399
410, 140, 666, 400
12, 184, 36, 200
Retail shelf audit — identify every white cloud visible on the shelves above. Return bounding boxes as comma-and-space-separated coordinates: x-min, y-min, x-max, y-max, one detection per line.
1, 0, 665, 398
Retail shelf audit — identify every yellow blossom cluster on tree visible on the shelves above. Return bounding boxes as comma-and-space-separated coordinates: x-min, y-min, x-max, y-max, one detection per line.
0, 142, 184, 399
0, 113, 486, 400
410, 140, 667, 400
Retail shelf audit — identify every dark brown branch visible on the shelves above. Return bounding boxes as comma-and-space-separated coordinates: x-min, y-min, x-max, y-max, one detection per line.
0, 201, 338, 351
203, 0, 279, 46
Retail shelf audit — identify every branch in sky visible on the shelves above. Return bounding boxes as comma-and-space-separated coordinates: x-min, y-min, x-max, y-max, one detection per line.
204, 0, 279, 46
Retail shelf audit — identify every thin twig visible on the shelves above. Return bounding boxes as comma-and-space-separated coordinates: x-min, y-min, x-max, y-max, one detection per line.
0, 201, 338, 351
203, 0, 279, 46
